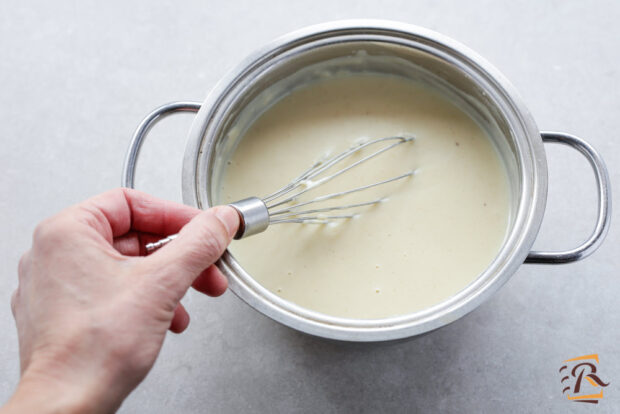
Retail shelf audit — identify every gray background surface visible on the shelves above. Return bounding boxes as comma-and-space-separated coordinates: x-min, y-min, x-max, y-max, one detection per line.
1, 1, 619, 413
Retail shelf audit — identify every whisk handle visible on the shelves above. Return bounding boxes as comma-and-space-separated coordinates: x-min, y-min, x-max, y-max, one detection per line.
144, 197, 269, 253
229, 197, 270, 239
145, 235, 178, 253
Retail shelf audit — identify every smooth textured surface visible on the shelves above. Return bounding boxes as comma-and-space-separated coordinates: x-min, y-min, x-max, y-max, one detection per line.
1, 1, 618, 412
221, 75, 511, 319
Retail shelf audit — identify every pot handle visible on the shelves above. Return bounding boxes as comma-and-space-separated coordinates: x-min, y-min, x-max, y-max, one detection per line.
525, 131, 611, 264
122, 101, 202, 189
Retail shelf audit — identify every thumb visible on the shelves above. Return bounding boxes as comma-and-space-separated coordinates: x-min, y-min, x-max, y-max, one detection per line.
146, 206, 240, 293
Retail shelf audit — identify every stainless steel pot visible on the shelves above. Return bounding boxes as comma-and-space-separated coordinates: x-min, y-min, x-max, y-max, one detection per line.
122, 20, 611, 342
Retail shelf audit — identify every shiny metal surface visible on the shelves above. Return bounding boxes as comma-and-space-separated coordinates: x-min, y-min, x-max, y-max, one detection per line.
264, 135, 414, 223
145, 234, 178, 253
180, 20, 548, 341
229, 197, 269, 239
526, 132, 611, 264
123, 20, 610, 341
122, 101, 201, 189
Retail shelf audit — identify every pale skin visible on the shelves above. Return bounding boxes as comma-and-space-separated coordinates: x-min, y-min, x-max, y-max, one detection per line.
1, 188, 240, 414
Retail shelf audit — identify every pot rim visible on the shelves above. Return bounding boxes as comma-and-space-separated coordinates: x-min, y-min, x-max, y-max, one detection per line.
181, 19, 547, 342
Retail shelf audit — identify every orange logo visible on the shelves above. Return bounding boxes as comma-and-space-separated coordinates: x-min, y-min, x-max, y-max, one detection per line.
560, 354, 610, 404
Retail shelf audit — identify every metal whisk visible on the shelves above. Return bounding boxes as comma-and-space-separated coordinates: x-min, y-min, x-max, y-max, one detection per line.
145, 135, 414, 252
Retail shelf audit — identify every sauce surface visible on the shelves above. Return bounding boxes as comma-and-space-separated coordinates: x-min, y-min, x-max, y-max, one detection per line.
219, 75, 510, 319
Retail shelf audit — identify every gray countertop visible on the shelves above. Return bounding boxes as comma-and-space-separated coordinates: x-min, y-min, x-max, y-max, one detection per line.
1, 1, 619, 412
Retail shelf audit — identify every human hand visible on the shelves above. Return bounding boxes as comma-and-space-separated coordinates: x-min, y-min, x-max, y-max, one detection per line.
3, 188, 239, 414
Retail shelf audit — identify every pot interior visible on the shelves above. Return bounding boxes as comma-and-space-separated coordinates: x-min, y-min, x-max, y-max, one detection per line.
190, 29, 541, 340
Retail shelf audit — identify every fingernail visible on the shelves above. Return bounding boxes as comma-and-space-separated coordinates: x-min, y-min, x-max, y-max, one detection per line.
215, 206, 240, 239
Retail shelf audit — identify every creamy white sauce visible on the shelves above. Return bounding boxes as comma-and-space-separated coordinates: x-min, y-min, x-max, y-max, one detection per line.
219, 75, 510, 319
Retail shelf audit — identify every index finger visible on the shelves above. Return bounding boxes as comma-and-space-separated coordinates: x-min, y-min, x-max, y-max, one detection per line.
77, 188, 201, 239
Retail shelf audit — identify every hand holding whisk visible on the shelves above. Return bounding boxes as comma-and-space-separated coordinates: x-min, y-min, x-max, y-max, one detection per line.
146, 135, 415, 252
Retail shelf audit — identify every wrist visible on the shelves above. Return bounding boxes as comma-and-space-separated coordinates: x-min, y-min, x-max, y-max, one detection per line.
3, 370, 96, 414
2, 362, 122, 414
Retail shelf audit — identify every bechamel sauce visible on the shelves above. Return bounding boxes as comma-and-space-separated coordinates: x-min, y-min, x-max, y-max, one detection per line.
219, 75, 510, 319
